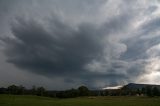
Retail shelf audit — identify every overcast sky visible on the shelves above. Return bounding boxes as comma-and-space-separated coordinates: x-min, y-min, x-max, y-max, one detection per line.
0, 0, 160, 90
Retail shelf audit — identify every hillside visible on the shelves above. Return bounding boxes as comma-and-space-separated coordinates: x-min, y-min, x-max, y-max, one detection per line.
122, 83, 160, 90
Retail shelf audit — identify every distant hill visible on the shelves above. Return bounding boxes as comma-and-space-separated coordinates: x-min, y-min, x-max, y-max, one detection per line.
122, 83, 160, 90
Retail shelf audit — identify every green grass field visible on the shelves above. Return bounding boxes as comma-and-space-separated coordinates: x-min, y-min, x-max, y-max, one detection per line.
1, 94, 160, 106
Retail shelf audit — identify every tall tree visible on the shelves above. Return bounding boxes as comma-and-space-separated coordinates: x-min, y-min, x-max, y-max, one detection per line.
78, 86, 89, 96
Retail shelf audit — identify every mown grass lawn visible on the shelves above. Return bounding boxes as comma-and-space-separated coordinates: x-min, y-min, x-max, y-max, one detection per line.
0, 94, 160, 106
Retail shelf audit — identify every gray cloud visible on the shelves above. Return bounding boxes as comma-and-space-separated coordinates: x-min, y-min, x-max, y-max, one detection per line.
3, 17, 106, 76
1, 0, 160, 89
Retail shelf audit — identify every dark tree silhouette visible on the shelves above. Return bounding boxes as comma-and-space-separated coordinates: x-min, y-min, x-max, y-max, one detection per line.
146, 86, 153, 97
78, 86, 89, 96
8, 85, 19, 94
31, 85, 37, 95
36, 87, 46, 96
153, 87, 159, 96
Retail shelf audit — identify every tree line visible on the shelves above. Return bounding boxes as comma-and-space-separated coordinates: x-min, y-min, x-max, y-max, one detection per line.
1, 85, 160, 98
0, 85, 94, 98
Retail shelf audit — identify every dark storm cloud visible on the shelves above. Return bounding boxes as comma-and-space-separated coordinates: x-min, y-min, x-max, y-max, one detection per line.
3, 17, 105, 76
1, 10, 133, 88
1, 0, 160, 89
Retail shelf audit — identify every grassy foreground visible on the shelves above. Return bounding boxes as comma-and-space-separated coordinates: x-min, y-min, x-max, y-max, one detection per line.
0, 94, 160, 106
